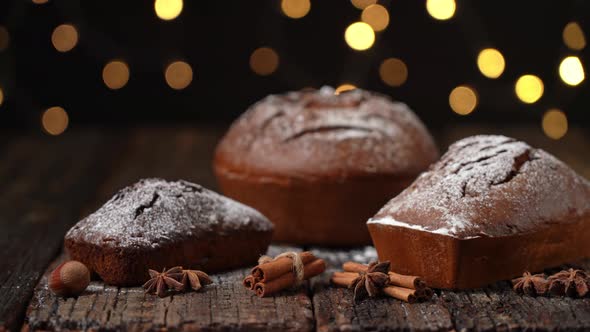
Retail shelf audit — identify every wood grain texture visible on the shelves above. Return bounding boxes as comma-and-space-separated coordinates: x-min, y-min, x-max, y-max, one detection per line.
0, 132, 122, 332
2, 126, 590, 331
24, 246, 314, 332
311, 248, 590, 332
311, 247, 454, 332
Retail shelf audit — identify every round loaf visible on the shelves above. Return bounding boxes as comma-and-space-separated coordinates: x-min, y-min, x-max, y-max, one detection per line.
214, 87, 438, 245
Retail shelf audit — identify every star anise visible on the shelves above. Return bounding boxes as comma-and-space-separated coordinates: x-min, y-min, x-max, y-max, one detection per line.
180, 269, 213, 291
350, 261, 390, 302
142, 266, 184, 298
511, 271, 548, 296
547, 268, 590, 297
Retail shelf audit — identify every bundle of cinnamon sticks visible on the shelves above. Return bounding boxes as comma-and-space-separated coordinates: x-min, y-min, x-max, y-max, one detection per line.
331, 261, 433, 303
243, 251, 326, 297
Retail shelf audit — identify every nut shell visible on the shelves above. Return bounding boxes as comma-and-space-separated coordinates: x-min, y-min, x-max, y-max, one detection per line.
49, 260, 90, 297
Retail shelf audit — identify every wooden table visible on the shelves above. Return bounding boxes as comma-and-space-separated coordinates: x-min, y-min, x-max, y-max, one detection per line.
1, 126, 589, 332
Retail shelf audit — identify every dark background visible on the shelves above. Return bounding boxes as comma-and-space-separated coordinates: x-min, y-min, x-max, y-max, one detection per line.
0, 0, 588, 132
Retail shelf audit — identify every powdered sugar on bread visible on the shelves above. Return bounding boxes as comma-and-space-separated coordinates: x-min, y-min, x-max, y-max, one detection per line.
370, 135, 590, 239
65, 178, 273, 249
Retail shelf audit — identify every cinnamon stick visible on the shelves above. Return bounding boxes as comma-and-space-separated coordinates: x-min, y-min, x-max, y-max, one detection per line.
243, 275, 256, 290
332, 271, 358, 279
342, 261, 368, 273
254, 259, 326, 297
252, 251, 317, 282
342, 261, 425, 290
383, 286, 417, 303
388, 271, 425, 290
330, 272, 358, 288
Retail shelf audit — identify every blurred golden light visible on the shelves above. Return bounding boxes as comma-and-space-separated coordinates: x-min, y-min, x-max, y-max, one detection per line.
542, 109, 568, 140
562, 22, 586, 51
345, 22, 375, 51
558, 56, 585, 86
449, 86, 477, 115
32, 0, 49, 4
102, 60, 130, 90
51, 24, 78, 52
361, 4, 389, 32
281, 0, 310, 19
477, 48, 505, 79
0, 26, 10, 51
0, 88, 4, 107
379, 58, 408, 87
515, 75, 544, 104
154, 0, 183, 20
165, 61, 193, 90
351, 0, 377, 10
249, 47, 279, 76
42, 107, 69, 136
335, 84, 357, 95
426, 0, 456, 21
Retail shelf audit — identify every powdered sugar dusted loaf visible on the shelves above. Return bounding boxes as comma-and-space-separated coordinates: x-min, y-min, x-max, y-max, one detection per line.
368, 135, 590, 289
215, 86, 438, 180
65, 178, 273, 285
214, 87, 438, 245
369, 135, 590, 239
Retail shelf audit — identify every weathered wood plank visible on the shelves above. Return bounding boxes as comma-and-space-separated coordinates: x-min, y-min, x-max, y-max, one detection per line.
311, 247, 454, 332
311, 247, 590, 332
10, 126, 590, 332
24, 246, 314, 331
0, 132, 123, 332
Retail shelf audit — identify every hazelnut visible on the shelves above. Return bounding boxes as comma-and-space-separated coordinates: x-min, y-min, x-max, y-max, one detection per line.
48, 260, 90, 297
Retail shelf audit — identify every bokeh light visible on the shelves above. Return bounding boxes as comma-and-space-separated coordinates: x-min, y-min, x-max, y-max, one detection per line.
361, 4, 389, 32
562, 22, 586, 51
379, 58, 408, 87
51, 24, 78, 52
0, 26, 10, 52
103, 61, 130, 90
0, 88, 4, 107
42, 107, 69, 136
335, 84, 357, 95
154, 0, 183, 20
515, 75, 543, 104
426, 0, 456, 21
165, 61, 193, 90
281, 0, 311, 19
344, 22, 375, 51
542, 109, 568, 140
32, 0, 49, 4
558, 56, 585, 86
250, 47, 279, 76
477, 48, 505, 79
449, 86, 478, 115
351, 0, 377, 10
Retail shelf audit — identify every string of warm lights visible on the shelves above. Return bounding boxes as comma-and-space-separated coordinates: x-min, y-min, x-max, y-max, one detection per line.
0, 0, 586, 140
336, 0, 584, 141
